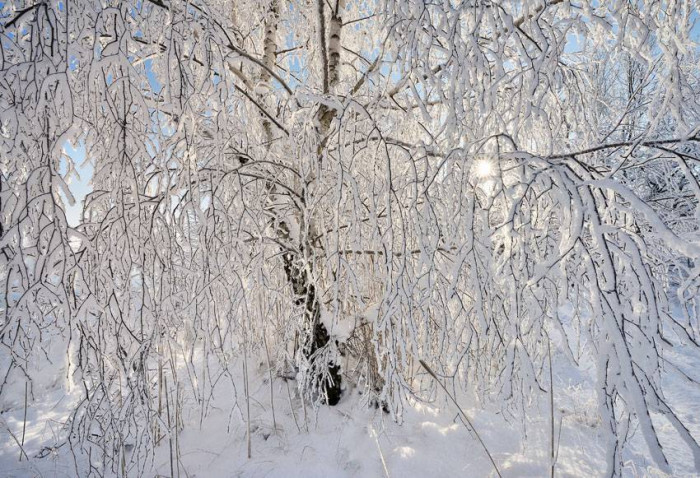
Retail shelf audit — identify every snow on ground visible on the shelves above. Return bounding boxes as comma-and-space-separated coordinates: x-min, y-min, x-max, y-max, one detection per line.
1, 337, 700, 477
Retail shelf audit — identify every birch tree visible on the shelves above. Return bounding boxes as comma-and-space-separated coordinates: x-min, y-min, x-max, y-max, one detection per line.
1, 0, 700, 476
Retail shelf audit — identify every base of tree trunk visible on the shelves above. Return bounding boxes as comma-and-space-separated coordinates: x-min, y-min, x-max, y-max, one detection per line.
310, 320, 342, 405
284, 253, 343, 405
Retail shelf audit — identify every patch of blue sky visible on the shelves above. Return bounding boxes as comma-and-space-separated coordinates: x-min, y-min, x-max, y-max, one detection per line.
284, 52, 305, 89
144, 58, 163, 94
279, 30, 307, 89
565, 31, 584, 54
59, 140, 94, 227
690, 8, 700, 45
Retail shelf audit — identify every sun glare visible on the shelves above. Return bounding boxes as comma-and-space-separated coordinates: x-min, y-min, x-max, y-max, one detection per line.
474, 159, 494, 178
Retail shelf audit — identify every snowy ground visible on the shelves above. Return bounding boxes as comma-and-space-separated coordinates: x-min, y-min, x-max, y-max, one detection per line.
1, 338, 699, 477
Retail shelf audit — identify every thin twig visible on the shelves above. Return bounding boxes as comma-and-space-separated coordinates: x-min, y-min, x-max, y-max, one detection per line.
548, 339, 556, 478
419, 360, 502, 478
370, 425, 391, 478
20, 381, 28, 461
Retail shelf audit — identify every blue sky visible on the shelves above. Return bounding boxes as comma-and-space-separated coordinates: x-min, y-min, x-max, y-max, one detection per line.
59, 141, 93, 226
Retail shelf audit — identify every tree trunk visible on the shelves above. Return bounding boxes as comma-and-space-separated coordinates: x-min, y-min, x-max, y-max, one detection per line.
282, 251, 342, 405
